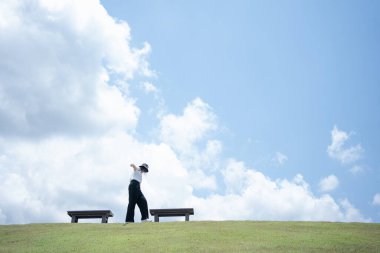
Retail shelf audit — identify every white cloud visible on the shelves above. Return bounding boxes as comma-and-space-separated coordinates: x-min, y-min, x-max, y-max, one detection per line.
339, 198, 369, 222
327, 126, 363, 165
0, 0, 370, 224
139, 81, 167, 118
142, 82, 158, 94
0, 0, 151, 137
158, 99, 221, 188
273, 152, 288, 167
373, 193, 380, 206
222, 159, 248, 194
190, 160, 369, 222
319, 175, 340, 192
189, 169, 217, 191
0, 0, 151, 223
159, 98, 217, 153
0, 139, 370, 223
0, 209, 5, 223
0, 132, 192, 223
350, 165, 364, 175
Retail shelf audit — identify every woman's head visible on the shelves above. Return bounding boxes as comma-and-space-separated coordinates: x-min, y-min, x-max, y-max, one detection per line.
139, 163, 149, 173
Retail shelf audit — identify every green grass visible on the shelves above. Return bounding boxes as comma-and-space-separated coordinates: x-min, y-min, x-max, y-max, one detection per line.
0, 221, 379, 253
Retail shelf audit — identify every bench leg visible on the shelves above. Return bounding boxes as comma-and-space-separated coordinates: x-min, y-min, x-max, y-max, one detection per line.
185, 214, 189, 221
154, 214, 159, 222
101, 215, 108, 223
71, 216, 78, 223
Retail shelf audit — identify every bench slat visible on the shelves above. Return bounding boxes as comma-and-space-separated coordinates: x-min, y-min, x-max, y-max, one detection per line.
149, 208, 194, 222
67, 210, 113, 223
150, 208, 194, 215
68, 210, 113, 216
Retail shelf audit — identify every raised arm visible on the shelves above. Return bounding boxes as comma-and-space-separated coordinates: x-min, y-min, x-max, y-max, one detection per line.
130, 164, 138, 171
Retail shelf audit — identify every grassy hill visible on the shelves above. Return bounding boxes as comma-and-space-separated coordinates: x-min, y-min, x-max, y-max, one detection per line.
1, 221, 379, 252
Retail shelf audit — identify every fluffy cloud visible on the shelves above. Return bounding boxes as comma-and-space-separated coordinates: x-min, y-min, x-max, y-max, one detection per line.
0, 0, 150, 223
0, 0, 152, 137
0, 137, 370, 223
327, 126, 363, 165
157, 98, 221, 191
373, 193, 380, 206
190, 160, 368, 222
0, 0, 370, 224
0, 132, 192, 223
319, 175, 339, 192
273, 152, 288, 167
159, 98, 217, 152
0, 209, 5, 223
350, 165, 364, 175
142, 82, 158, 94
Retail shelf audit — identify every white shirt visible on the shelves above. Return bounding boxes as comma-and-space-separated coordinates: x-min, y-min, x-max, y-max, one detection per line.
130, 168, 143, 183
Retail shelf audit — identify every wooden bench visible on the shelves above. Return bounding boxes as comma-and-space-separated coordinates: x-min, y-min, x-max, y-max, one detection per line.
149, 208, 194, 222
67, 210, 113, 223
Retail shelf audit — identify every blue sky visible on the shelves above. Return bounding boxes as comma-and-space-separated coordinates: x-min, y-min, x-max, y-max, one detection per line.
0, 0, 379, 223
101, 0, 380, 221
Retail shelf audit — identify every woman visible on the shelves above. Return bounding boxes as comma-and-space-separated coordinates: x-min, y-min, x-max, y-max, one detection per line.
126, 163, 150, 223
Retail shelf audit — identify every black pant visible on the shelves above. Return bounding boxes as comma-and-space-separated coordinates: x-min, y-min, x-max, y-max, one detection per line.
126, 180, 149, 222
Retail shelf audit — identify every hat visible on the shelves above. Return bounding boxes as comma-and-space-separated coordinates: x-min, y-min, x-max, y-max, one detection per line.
139, 163, 149, 172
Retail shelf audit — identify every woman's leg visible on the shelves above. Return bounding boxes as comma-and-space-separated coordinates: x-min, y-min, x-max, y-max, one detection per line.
136, 193, 149, 220
126, 182, 138, 222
